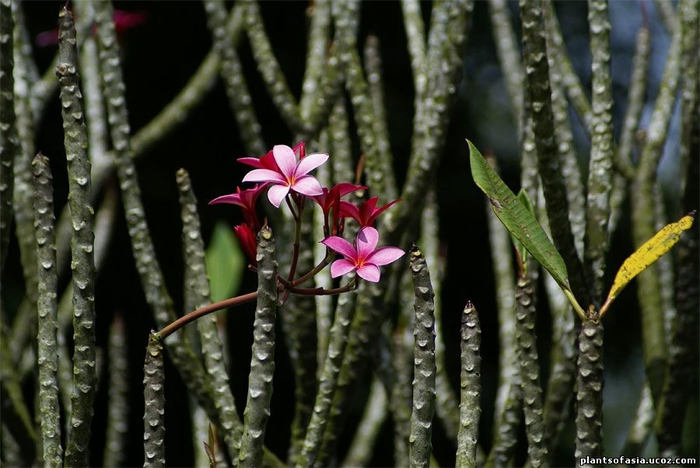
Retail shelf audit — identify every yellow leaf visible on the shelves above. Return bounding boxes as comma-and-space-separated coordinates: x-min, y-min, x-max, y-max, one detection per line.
600, 211, 696, 317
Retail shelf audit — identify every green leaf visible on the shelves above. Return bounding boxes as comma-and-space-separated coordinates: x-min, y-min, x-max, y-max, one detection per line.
467, 140, 585, 317
510, 189, 535, 268
205, 221, 244, 303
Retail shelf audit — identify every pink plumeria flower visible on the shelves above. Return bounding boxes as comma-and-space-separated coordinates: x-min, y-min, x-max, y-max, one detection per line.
340, 196, 401, 227
321, 226, 405, 283
209, 184, 266, 230
241, 144, 328, 208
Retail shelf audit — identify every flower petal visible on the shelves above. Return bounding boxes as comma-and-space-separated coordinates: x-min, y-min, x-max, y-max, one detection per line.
208, 193, 242, 206
291, 176, 324, 197
322, 235, 357, 259
273, 145, 298, 178
356, 227, 380, 259
243, 168, 285, 184
238, 156, 265, 168
267, 185, 290, 208
330, 259, 357, 278
296, 152, 328, 176
366, 246, 405, 266
356, 264, 381, 282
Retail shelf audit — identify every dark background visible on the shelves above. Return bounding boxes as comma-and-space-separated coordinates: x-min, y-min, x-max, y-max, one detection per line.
6, 1, 696, 466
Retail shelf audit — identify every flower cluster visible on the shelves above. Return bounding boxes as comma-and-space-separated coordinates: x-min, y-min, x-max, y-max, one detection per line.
210, 143, 404, 284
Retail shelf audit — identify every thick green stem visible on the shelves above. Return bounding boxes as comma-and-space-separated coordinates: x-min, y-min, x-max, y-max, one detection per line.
575, 312, 604, 464
55, 9, 97, 466
33, 153, 63, 467
455, 302, 481, 468
239, 226, 279, 468
408, 246, 436, 468
143, 337, 166, 467
103, 316, 129, 468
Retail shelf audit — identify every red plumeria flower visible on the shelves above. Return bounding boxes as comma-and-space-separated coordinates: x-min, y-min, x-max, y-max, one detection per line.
36, 9, 148, 47
209, 184, 266, 231
321, 226, 405, 283
238, 141, 306, 172
340, 196, 401, 227
312, 183, 366, 236
234, 223, 258, 265
241, 144, 328, 208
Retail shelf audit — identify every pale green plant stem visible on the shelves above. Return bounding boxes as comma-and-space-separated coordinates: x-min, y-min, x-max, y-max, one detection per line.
621, 382, 654, 457
177, 168, 242, 462
401, 0, 427, 95
514, 275, 548, 467
239, 226, 278, 468
55, 9, 98, 465
364, 35, 398, 202
487, 0, 524, 127
423, 191, 459, 442
654, 0, 699, 455
584, 0, 615, 301
32, 153, 63, 467
0, 314, 37, 464
543, 0, 593, 133
92, 0, 218, 423
281, 207, 318, 467
245, 0, 305, 134
631, 20, 682, 405
392, 274, 414, 468
298, 0, 331, 123
0, 0, 17, 271
574, 314, 604, 463
143, 338, 166, 467
455, 302, 481, 468
385, 0, 473, 247
298, 279, 358, 468
609, 26, 651, 235
408, 246, 437, 468
102, 316, 129, 468
340, 377, 387, 468
519, 0, 590, 307
332, 2, 395, 203
203, 0, 265, 156
616, 27, 650, 179
654, 0, 678, 34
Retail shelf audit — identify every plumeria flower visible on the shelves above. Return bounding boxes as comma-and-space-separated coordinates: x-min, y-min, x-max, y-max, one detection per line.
234, 223, 258, 265
340, 196, 400, 227
241, 144, 328, 208
312, 182, 366, 236
209, 184, 266, 231
321, 226, 405, 283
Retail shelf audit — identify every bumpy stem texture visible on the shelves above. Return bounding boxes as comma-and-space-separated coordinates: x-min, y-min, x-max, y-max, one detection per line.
33, 153, 63, 467
408, 246, 436, 468
0, 0, 17, 271
514, 276, 548, 467
519, 0, 590, 307
299, 280, 357, 468
177, 168, 242, 461
103, 316, 129, 468
56, 8, 98, 466
143, 337, 166, 467
455, 302, 481, 468
239, 226, 279, 468
575, 313, 604, 464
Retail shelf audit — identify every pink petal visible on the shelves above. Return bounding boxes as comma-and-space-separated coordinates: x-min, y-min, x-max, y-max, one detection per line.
356, 227, 380, 259
296, 152, 328, 176
366, 246, 405, 266
330, 259, 357, 278
291, 176, 324, 197
356, 264, 381, 282
267, 185, 291, 208
322, 236, 357, 260
273, 145, 298, 178
238, 156, 265, 168
208, 193, 242, 206
243, 168, 285, 184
